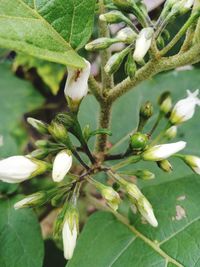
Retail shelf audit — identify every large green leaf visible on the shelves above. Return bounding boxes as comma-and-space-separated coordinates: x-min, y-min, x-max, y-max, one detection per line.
0, 196, 44, 267
68, 174, 200, 267
80, 68, 200, 185
0, 0, 96, 68
0, 63, 44, 157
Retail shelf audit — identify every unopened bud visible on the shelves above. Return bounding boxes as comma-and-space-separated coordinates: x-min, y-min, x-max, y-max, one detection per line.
158, 91, 172, 114
27, 117, 48, 134
116, 27, 137, 44
52, 150, 72, 182
134, 169, 155, 180
112, 0, 135, 12
105, 46, 131, 75
101, 185, 121, 211
157, 159, 173, 172
130, 132, 148, 151
164, 126, 177, 140
14, 191, 47, 209
125, 53, 137, 79
85, 38, 117, 51
48, 120, 71, 147
179, 155, 200, 175
100, 10, 133, 27
29, 149, 49, 160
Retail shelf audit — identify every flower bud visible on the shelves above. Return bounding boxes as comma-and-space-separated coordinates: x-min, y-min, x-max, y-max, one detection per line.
171, 0, 194, 16
137, 195, 158, 227
133, 27, 154, 63
112, 0, 135, 12
27, 117, 48, 134
164, 126, 177, 140
140, 101, 153, 120
170, 89, 200, 125
0, 156, 49, 183
134, 170, 155, 180
99, 10, 133, 26
158, 92, 172, 114
100, 185, 121, 211
85, 38, 117, 51
125, 53, 137, 79
179, 155, 200, 174
29, 149, 49, 160
157, 159, 173, 172
52, 150, 72, 182
48, 120, 71, 146
62, 206, 79, 260
14, 191, 47, 209
124, 181, 158, 227
142, 141, 186, 161
116, 27, 137, 44
64, 59, 90, 112
105, 46, 131, 75
130, 132, 148, 151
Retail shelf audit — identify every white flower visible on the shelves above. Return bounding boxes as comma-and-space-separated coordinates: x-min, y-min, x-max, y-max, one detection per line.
0, 156, 38, 183
62, 218, 78, 260
183, 0, 194, 9
64, 59, 91, 101
142, 141, 186, 161
52, 150, 72, 182
133, 27, 154, 63
137, 196, 158, 227
182, 155, 200, 174
170, 89, 200, 125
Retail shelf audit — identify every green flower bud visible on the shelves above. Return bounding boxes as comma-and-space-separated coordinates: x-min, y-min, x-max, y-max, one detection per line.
130, 132, 148, 151
134, 169, 155, 180
125, 53, 137, 79
116, 27, 137, 44
85, 38, 117, 51
99, 10, 133, 27
14, 191, 49, 209
158, 91, 172, 114
48, 120, 72, 148
29, 148, 49, 160
105, 46, 131, 75
112, 0, 135, 12
157, 159, 173, 172
164, 126, 177, 140
178, 154, 200, 175
140, 101, 153, 120
27, 117, 48, 135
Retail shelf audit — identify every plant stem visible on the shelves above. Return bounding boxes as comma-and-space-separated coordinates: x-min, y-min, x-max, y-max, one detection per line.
95, 102, 112, 153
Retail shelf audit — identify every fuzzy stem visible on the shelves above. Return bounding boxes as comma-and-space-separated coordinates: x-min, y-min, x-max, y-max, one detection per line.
95, 102, 112, 153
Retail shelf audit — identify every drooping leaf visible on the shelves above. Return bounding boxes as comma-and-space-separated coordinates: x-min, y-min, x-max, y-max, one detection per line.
68, 174, 200, 267
0, 196, 44, 267
0, 0, 96, 67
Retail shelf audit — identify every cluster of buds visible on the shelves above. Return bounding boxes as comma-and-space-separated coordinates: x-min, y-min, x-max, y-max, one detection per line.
86, 0, 200, 79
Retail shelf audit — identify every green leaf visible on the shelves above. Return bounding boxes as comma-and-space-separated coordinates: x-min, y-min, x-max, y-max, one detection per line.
68, 174, 200, 267
0, 62, 44, 157
13, 53, 66, 95
0, 0, 96, 67
0, 196, 44, 267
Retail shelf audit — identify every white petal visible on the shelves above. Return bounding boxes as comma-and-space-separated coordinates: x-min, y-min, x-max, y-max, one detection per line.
0, 156, 37, 183
143, 141, 186, 161
62, 221, 77, 260
52, 151, 72, 182
64, 60, 91, 101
